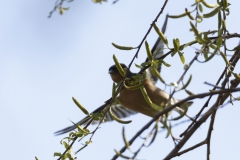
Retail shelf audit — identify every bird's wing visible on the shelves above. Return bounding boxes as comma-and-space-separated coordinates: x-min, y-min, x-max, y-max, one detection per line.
54, 103, 137, 135
92, 103, 137, 124
145, 15, 168, 84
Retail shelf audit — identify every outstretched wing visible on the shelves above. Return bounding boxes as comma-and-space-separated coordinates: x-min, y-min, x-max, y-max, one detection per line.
55, 15, 169, 136
54, 103, 137, 135
145, 15, 168, 84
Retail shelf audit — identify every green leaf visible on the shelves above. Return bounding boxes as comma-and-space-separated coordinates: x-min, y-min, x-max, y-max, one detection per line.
185, 8, 195, 20
146, 121, 159, 147
62, 7, 69, 10
63, 141, 69, 149
219, 51, 229, 65
160, 60, 171, 67
122, 127, 130, 149
72, 97, 89, 115
233, 73, 240, 81
59, 7, 64, 15
166, 123, 172, 138
217, 37, 222, 48
218, 12, 222, 29
199, 3, 203, 12
201, 0, 218, 8
54, 152, 62, 157
222, 0, 229, 9
140, 86, 154, 106
114, 149, 131, 159
113, 54, 126, 77
66, 153, 73, 159
163, 122, 171, 138
209, 44, 217, 50
141, 61, 152, 67
180, 74, 192, 90
152, 67, 165, 84
203, 46, 209, 60
171, 51, 177, 57
190, 21, 199, 36
112, 43, 134, 50
203, 6, 220, 18
178, 51, 185, 64
168, 12, 187, 18
185, 89, 195, 96
170, 82, 178, 87
175, 38, 180, 50
153, 23, 168, 46
151, 102, 164, 112
201, 48, 218, 62
173, 39, 179, 51
145, 41, 153, 61
110, 107, 132, 124
135, 63, 142, 68
75, 132, 83, 137
196, 15, 203, 23
85, 140, 92, 145
123, 80, 145, 90
170, 107, 188, 121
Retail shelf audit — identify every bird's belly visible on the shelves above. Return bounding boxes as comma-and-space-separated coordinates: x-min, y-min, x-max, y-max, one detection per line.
117, 89, 158, 117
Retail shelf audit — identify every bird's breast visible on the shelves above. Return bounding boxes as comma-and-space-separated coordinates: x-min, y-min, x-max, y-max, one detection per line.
117, 81, 165, 117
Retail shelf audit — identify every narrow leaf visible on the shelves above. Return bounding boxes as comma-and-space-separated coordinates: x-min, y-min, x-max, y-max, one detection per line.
219, 51, 229, 65
168, 12, 187, 18
122, 127, 130, 149
72, 97, 89, 115
54, 152, 62, 157
178, 51, 185, 64
201, 0, 218, 8
145, 41, 153, 61
146, 121, 159, 147
110, 107, 132, 124
153, 23, 168, 45
152, 67, 165, 84
112, 43, 133, 50
113, 54, 126, 77
114, 149, 131, 159
185, 89, 195, 96
180, 74, 192, 90
203, 6, 220, 18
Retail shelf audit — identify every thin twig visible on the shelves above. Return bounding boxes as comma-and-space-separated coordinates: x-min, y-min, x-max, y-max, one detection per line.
179, 47, 240, 138
111, 87, 240, 159
164, 85, 240, 159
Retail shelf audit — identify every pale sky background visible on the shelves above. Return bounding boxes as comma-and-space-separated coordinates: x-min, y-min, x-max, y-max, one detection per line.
1, 0, 240, 160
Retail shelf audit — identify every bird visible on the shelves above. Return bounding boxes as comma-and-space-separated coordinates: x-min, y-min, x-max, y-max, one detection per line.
54, 15, 193, 136
108, 63, 193, 117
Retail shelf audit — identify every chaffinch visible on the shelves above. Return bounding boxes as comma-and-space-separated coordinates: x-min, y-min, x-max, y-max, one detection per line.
55, 15, 193, 135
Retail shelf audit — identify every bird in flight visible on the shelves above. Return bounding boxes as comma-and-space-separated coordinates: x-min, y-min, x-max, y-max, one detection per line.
55, 15, 193, 136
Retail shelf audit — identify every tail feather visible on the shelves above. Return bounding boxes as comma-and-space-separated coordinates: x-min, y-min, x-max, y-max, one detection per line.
54, 116, 91, 136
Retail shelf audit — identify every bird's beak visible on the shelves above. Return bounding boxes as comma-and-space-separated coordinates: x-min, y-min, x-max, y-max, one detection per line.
108, 69, 114, 74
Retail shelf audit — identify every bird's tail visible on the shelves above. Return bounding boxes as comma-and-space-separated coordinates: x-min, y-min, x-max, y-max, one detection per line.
54, 116, 92, 136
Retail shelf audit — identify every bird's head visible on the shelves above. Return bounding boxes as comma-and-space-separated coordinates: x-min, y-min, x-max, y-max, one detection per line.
108, 63, 128, 83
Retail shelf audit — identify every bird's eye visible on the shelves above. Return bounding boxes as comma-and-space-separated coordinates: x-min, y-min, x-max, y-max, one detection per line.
109, 69, 115, 74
